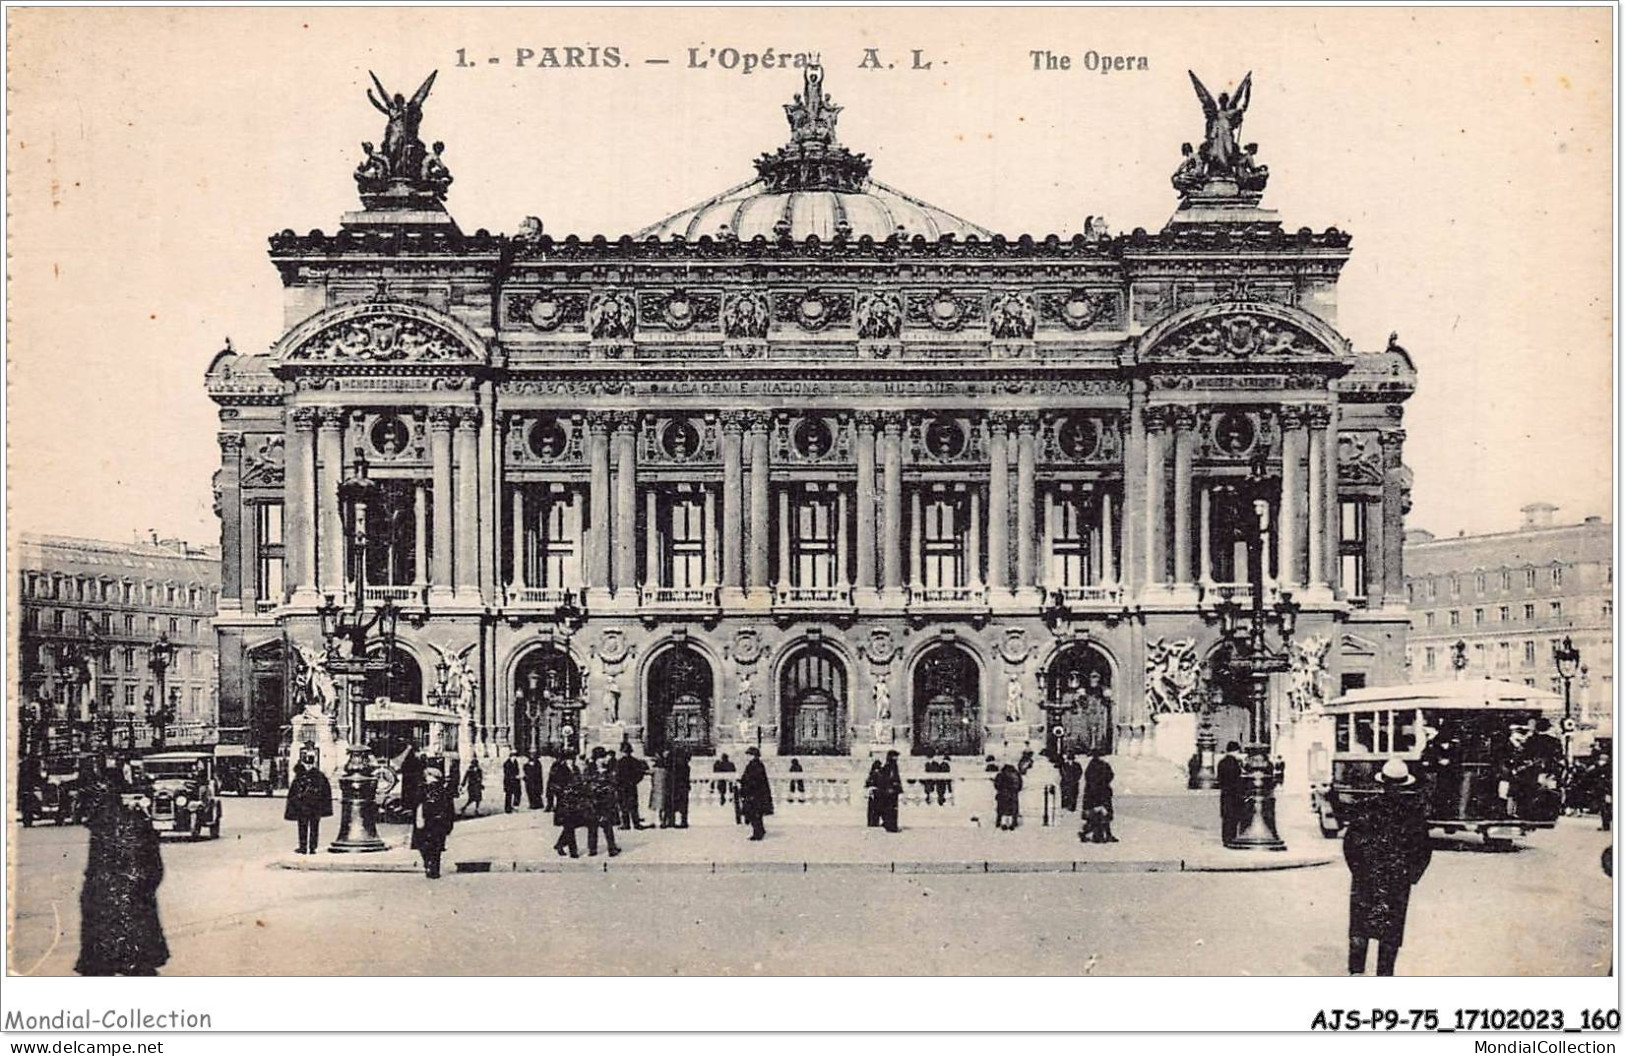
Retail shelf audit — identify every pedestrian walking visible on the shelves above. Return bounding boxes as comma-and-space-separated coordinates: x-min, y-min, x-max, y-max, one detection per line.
1343, 759, 1433, 975
546, 754, 572, 813
650, 751, 671, 827
1217, 741, 1244, 844
737, 746, 773, 841
864, 760, 884, 827
502, 755, 523, 813
873, 750, 904, 832
1017, 744, 1036, 776
1059, 753, 1083, 812
584, 750, 621, 857
615, 744, 650, 829
552, 755, 583, 858
76, 763, 168, 976
399, 744, 426, 817
461, 758, 484, 816
523, 754, 545, 809
669, 749, 692, 828
994, 763, 1023, 831
1592, 751, 1613, 831
787, 757, 806, 804
284, 760, 333, 854
411, 767, 457, 880
713, 752, 739, 819
1080, 750, 1117, 843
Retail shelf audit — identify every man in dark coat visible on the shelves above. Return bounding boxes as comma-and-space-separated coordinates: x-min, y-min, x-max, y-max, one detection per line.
546, 754, 572, 812
284, 760, 334, 854
615, 744, 650, 830
552, 755, 582, 858
411, 767, 457, 880
668, 749, 692, 828
993, 764, 1023, 830
584, 750, 621, 857
872, 750, 904, 833
1343, 758, 1433, 975
737, 747, 773, 841
864, 761, 885, 827
1058, 753, 1083, 812
502, 755, 523, 813
460, 758, 484, 816
398, 744, 426, 816
523, 754, 545, 809
1217, 741, 1245, 844
1080, 750, 1117, 843
76, 767, 168, 976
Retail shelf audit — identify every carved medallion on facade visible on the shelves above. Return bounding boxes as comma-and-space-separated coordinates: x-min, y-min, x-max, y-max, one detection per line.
596, 628, 631, 668
998, 627, 1031, 666
587, 290, 637, 340
1209, 410, 1260, 458
730, 627, 765, 667
285, 306, 477, 362
918, 415, 971, 462
240, 435, 286, 488
504, 413, 584, 466
988, 292, 1037, 339
638, 289, 721, 332
854, 290, 903, 339
860, 627, 898, 666
527, 416, 569, 462
773, 288, 852, 331
908, 290, 984, 331
1040, 289, 1115, 331
722, 290, 771, 339
779, 415, 844, 464
506, 290, 588, 332
639, 415, 716, 464
363, 413, 423, 461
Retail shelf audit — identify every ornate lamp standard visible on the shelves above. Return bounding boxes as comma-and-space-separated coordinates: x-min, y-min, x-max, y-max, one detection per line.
1553, 635, 1581, 761
1212, 482, 1300, 851
319, 455, 401, 853
145, 632, 176, 749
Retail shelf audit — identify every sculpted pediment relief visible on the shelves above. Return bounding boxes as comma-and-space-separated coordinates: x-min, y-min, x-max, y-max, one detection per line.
1138, 302, 1349, 364
276, 301, 487, 365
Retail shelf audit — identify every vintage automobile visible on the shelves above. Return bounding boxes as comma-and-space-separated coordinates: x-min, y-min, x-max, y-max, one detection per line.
214, 746, 274, 796
1310, 678, 1565, 847
20, 755, 88, 826
138, 751, 223, 839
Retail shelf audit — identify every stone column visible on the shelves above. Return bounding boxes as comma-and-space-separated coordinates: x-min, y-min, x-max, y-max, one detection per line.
587, 414, 612, 594
909, 486, 924, 589
1171, 405, 1196, 587
645, 488, 660, 592
987, 415, 1010, 595
1042, 489, 1057, 589
1306, 406, 1331, 590
1364, 500, 1384, 601
413, 483, 428, 588
721, 413, 745, 594
880, 413, 904, 599
217, 432, 244, 607
835, 489, 849, 588
1278, 406, 1307, 588
1143, 406, 1170, 589
1015, 414, 1037, 595
1101, 488, 1116, 584
613, 415, 638, 597
704, 486, 718, 588
747, 414, 770, 593
428, 408, 455, 603
454, 409, 482, 597
1322, 403, 1341, 591
509, 487, 525, 590
1381, 426, 1407, 604
316, 408, 345, 595
854, 413, 878, 597
777, 488, 793, 592
967, 488, 982, 590
1197, 484, 1211, 586
1122, 382, 1147, 592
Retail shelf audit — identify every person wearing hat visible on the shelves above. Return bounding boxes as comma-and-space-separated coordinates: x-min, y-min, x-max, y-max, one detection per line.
583, 748, 621, 857
284, 758, 333, 854
872, 750, 905, 833
1342, 758, 1433, 975
552, 753, 584, 858
737, 746, 773, 841
460, 758, 485, 816
411, 766, 457, 880
1216, 741, 1245, 844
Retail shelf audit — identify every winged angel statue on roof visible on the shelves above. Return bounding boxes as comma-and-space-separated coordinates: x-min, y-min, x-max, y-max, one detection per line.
1174, 71, 1269, 195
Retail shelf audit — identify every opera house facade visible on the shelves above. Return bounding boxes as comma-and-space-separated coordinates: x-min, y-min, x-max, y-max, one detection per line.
206, 67, 1416, 773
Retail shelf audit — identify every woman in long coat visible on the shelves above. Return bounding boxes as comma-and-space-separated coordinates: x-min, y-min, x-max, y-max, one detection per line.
993, 764, 1023, 831
1343, 759, 1434, 975
668, 749, 692, 828
76, 769, 168, 976
1080, 751, 1117, 843
551, 757, 582, 857
650, 752, 671, 828
410, 768, 457, 879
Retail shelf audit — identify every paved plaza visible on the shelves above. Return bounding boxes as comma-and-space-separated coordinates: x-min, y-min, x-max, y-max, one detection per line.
8, 792, 1611, 977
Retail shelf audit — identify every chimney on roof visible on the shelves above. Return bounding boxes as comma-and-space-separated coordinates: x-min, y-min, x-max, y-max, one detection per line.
1520, 503, 1559, 529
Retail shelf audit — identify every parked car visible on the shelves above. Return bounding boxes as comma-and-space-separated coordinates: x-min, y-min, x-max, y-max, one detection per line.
137, 751, 223, 839
214, 747, 274, 796
21, 756, 87, 826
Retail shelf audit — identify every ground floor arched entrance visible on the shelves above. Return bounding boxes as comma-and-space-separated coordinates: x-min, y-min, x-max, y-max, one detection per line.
1202, 645, 1252, 753
247, 641, 287, 759
514, 647, 584, 756
779, 645, 847, 756
1045, 645, 1114, 757
647, 645, 714, 756
912, 644, 982, 756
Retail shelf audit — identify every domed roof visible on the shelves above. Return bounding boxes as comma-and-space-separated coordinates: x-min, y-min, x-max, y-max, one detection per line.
635, 66, 991, 243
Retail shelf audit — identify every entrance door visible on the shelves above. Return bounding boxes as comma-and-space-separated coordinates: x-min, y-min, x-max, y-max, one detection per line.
1046, 646, 1114, 757
780, 646, 848, 756
912, 645, 981, 756
647, 646, 714, 756
514, 648, 584, 756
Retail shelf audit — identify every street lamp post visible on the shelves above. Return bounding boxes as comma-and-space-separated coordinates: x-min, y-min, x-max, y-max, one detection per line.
146, 632, 176, 749
1553, 636, 1581, 762
319, 455, 401, 854
1214, 486, 1300, 851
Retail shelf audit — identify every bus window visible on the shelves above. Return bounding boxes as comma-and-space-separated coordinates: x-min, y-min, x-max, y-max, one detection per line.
1353, 714, 1376, 754
1334, 714, 1350, 752
1374, 711, 1392, 754
1394, 710, 1418, 753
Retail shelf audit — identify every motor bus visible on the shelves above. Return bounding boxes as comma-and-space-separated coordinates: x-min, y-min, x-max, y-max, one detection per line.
1310, 678, 1565, 847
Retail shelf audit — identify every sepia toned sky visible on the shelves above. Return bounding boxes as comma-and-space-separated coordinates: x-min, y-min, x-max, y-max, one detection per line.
6, 6, 1613, 546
